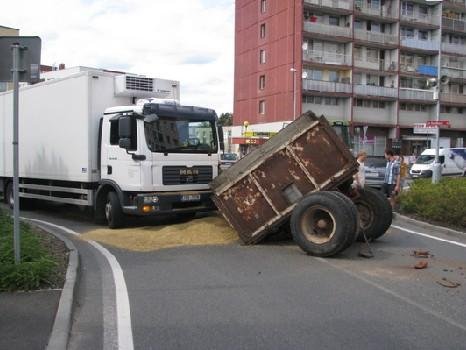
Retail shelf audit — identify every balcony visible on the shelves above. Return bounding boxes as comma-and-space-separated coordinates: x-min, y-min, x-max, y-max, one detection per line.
401, 12, 439, 26
302, 79, 352, 93
303, 50, 351, 65
443, 17, 466, 33
441, 93, 466, 104
354, 56, 397, 71
399, 88, 434, 101
444, 0, 466, 9
303, 22, 352, 38
354, 30, 398, 45
442, 42, 466, 55
354, 84, 398, 98
442, 67, 466, 80
400, 64, 438, 77
354, 2, 398, 19
304, 0, 352, 11
401, 37, 440, 51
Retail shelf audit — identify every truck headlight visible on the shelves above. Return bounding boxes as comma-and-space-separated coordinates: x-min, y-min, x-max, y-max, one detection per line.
143, 195, 159, 204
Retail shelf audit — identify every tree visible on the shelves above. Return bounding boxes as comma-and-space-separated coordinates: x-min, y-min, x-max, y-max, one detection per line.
218, 112, 233, 126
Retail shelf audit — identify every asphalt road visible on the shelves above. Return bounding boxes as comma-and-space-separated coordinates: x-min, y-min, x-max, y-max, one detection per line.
16, 204, 466, 350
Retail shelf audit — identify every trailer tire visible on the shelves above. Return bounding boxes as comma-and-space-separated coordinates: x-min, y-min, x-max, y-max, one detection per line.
105, 192, 124, 229
324, 191, 359, 250
354, 187, 392, 241
290, 192, 355, 257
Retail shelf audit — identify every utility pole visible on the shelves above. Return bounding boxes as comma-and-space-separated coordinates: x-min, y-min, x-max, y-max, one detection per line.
430, 0, 443, 184
12, 43, 22, 264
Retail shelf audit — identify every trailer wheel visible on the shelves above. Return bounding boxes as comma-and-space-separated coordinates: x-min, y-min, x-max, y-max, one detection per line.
354, 188, 392, 241
105, 192, 124, 229
325, 191, 359, 250
290, 192, 355, 257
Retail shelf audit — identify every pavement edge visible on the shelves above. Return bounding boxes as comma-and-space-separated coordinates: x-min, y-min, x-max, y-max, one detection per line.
394, 213, 466, 237
34, 224, 80, 350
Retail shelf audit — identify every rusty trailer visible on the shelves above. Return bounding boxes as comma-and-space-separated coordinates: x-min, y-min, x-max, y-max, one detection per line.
211, 112, 392, 257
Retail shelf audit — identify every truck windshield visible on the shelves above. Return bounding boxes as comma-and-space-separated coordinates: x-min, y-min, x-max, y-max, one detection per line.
144, 117, 218, 154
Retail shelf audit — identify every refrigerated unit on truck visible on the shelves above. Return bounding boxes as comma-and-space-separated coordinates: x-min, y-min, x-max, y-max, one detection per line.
0, 70, 224, 227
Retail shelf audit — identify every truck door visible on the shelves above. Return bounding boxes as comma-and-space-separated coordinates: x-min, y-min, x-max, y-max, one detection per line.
102, 116, 142, 190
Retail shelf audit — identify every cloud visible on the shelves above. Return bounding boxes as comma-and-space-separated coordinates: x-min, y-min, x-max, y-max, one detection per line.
0, 0, 234, 114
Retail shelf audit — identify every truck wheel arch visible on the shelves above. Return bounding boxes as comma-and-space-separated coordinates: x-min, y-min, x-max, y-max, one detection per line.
95, 181, 124, 219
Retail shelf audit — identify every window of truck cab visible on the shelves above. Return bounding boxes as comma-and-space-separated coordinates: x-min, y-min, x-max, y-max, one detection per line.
109, 117, 137, 150
144, 116, 218, 154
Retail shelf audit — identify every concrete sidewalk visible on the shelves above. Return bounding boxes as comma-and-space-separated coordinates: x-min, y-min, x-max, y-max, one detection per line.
0, 290, 60, 350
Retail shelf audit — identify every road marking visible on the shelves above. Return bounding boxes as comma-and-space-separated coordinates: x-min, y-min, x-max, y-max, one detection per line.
23, 218, 80, 236
88, 241, 134, 350
22, 217, 134, 350
315, 257, 466, 333
391, 225, 466, 248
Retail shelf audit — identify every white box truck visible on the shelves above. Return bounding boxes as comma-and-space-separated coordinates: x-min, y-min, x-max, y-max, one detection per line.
0, 69, 224, 227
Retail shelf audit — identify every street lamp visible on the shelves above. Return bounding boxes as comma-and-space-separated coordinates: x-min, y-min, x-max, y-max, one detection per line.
290, 68, 297, 120
427, 0, 443, 184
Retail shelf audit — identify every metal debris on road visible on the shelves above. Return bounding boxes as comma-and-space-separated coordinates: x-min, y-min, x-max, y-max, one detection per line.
436, 277, 461, 288
414, 261, 428, 269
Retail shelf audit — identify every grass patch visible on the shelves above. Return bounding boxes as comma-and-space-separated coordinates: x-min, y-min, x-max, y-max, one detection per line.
0, 209, 58, 291
399, 177, 466, 229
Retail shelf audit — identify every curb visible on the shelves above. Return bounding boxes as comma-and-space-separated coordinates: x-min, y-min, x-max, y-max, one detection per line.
31, 223, 80, 350
394, 213, 466, 237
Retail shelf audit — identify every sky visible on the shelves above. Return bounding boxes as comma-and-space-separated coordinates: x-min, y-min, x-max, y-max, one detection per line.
0, 0, 235, 114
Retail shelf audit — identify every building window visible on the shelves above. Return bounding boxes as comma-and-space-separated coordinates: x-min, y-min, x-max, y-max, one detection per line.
259, 49, 266, 64
260, 0, 267, 13
419, 30, 428, 41
329, 16, 340, 26
259, 75, 266, 90
259, 100, 266, 114
260, 23, 266, 38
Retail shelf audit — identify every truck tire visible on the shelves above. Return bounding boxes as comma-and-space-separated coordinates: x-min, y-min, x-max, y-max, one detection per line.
290, 192, 356, 257
105, 192, 124, 229
324, 191, 359, 250
354, 187, 392, 241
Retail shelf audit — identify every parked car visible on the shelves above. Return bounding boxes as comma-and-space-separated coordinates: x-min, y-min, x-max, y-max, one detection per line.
220, 153, 238, 170
364, 156, 386, 188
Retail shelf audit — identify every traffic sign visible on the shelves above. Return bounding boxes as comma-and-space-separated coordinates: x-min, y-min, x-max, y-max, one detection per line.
426, 120, 450, 128
0, 36, 41, 83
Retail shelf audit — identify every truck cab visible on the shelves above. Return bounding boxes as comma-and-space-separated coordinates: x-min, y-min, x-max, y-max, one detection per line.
96, 102, 223, 227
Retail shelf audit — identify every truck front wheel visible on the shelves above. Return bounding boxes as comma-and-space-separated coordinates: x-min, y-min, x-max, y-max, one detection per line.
105, 192, 124, 229
290, 192, 356, 257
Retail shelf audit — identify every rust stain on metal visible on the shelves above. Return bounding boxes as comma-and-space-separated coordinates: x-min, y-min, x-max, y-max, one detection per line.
211, 112, 357, 245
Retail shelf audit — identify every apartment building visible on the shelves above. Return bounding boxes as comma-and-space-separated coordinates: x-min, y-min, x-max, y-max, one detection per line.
234, 0, 466, 155
0, 25, 20, 93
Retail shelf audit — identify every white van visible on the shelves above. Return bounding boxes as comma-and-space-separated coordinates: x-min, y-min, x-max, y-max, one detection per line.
410, 148, 466, 178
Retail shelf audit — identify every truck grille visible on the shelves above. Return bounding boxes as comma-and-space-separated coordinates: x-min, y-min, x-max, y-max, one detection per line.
162, 166, 213, 185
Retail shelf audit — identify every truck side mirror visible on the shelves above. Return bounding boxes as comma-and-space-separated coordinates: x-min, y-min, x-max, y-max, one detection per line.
119, 138, 131, 150
119, 116, 132, 139
217, 126, 225, 152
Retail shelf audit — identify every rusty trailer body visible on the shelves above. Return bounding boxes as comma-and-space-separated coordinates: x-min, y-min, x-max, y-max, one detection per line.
211, 112, 359, 245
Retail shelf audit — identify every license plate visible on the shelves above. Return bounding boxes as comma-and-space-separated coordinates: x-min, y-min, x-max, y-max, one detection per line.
181, 194, 201, 202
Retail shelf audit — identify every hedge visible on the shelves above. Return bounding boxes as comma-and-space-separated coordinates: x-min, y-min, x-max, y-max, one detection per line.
399, 177, 466, 229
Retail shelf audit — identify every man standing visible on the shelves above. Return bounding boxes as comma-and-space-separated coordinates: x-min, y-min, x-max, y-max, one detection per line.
382, 149, 400, 209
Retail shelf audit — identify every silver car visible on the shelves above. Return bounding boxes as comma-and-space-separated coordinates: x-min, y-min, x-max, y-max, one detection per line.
364, 156, 386, 188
